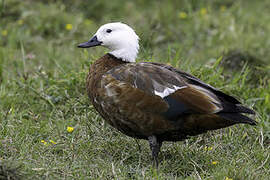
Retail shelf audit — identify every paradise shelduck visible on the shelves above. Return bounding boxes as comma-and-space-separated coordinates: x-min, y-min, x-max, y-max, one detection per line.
77, 22, 256, 167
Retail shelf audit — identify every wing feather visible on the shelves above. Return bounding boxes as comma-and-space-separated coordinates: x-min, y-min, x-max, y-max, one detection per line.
102, 62, 224, 117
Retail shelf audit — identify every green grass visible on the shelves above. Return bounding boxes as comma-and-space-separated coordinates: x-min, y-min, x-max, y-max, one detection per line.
0, 0, 269, 179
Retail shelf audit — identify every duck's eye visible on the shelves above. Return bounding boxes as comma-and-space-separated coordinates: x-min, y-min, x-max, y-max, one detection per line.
106, 29, 112, 33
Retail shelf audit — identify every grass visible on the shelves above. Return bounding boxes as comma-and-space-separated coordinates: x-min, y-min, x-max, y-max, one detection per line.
0, 0, 269, 179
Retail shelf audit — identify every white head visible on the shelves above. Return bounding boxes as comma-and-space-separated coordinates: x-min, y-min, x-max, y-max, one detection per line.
78, 22, 139, 62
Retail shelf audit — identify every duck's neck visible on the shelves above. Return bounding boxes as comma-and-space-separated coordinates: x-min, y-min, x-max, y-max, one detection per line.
110, 46, 138, 63
99, 53, 128, 72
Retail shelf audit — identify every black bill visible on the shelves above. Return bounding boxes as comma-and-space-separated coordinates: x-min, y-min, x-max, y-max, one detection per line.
77, 35, 102, 48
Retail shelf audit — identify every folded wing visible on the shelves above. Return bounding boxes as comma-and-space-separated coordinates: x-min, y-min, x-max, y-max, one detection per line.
101, 63, 227, 116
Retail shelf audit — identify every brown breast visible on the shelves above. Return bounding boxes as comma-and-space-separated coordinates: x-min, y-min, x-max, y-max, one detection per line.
86, 53, 126, 100
86, 53, 129, 127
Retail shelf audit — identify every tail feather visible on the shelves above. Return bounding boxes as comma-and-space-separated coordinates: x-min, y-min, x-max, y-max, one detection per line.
218, 113, 257, 126
235, 105, 255, 114
221, 103, 255, 115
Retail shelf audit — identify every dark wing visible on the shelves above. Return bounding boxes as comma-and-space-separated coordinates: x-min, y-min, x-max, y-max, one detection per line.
101, 62, 224, 116
147, 62, 256, 124
148, 62, 241, 104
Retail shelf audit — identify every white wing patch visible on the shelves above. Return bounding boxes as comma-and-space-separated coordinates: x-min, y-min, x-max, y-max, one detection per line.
154, 85, 186, 98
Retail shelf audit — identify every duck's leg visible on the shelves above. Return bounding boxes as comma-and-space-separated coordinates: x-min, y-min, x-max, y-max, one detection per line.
148, 135, 162, 168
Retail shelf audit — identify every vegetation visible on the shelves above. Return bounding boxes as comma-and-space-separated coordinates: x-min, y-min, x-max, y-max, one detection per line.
0, 0, 269, 179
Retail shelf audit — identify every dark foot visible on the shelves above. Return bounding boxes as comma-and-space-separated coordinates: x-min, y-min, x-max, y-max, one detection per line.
148, 135, 162, 168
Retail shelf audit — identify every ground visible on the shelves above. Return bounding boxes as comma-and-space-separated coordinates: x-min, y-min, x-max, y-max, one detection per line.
0, 0, 269, 179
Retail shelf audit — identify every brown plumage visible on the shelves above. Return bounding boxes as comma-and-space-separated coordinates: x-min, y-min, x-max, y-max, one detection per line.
78, 22, 256, 167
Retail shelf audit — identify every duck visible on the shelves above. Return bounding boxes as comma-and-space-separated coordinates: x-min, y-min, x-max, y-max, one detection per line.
77, 22, 256, 167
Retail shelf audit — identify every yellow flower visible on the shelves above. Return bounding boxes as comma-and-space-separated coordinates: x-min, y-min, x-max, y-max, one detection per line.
17, 19, 24, 25
200, 8, 207, 16
178, 12, 187, 19
49, 140, 57, 144
220, 5, 227, 12
65, 24, 73, 30
41, 140, 48, 145
212, 161, 218, 165
67, 126, 74, 133
225, 177, 233, 180
204, 146, 213, 151
1, 30, 8, 36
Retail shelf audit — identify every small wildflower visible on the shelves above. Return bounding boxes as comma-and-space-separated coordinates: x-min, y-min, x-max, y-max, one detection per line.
41, 140, 48, 145
225, 177, 233, 180
84, 19, 92, 26
204, 146, 213, 151
65, 24, 73, 31
67, 126, 74, 133
1, 30, 8, 36
200, 8, 207, 16
178, 12, 188, 19
17, 19, 24, 25
212, 161, 218, 165
49, 140, 57, 144
220, 5, 227, 12
8, 107, 14, 114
